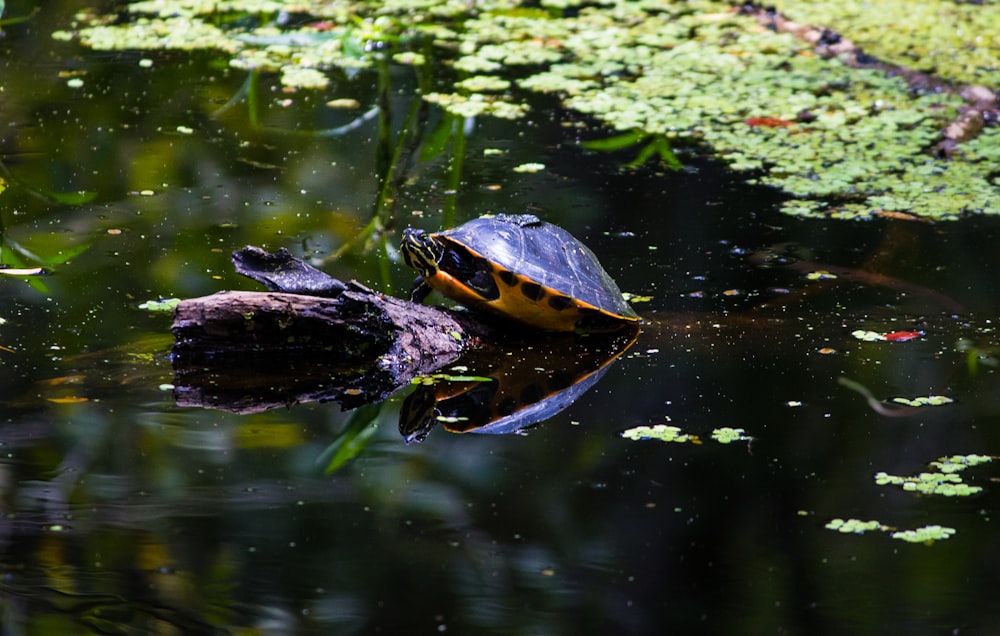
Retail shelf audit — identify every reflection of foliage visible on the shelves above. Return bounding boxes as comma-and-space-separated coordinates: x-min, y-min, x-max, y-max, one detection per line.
317, 401, 384, 474
0, 4, 38, 28
956, 338, 1000, 377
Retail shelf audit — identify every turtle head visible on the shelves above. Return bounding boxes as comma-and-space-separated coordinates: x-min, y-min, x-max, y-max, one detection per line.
401, 228, 444, 279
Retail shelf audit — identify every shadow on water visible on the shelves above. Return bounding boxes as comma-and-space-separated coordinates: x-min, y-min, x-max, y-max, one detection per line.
2, 3, 1000, 635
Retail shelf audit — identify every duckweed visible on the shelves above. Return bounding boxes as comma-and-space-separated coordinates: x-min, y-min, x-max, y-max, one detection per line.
825, 518, 886, 535
710, 427, 749, 444
891, 525, 957, 545
875, 453, 994, 497
621, 424, 695, 443
59, 0, 1000, 219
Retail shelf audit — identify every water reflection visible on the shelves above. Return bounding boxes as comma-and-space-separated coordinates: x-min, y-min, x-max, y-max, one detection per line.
400, 327, 638, 442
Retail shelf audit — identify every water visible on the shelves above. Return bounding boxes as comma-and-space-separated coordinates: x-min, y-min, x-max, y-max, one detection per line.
2, 3, 1000, 634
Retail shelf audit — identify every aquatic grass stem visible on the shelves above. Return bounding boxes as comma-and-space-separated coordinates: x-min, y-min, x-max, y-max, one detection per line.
442, 117, 469, 231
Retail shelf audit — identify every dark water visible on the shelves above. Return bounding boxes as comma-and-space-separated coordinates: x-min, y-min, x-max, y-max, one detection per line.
3, 3, 1000, 634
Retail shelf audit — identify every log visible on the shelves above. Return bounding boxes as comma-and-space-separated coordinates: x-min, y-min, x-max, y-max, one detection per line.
171, 287, 491, 371
170, 247, 498, 413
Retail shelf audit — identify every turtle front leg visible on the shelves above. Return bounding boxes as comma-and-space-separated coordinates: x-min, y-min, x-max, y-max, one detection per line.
410, 277, 432, 303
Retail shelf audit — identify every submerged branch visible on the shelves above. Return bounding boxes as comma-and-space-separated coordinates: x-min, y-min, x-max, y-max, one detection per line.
740, 3, 998, 156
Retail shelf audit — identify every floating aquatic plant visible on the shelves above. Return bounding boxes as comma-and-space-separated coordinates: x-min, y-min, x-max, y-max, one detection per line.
875, 454, 993, 497
825, 518, 887, 535
875, 471, 981, 497
825, 518, 957, 544
621, 423, 696, 444
889, 396, 954, 408
621, 423, 750, 445
824, 454, 992, 544
891, 525, 957, 545
710, 427, 749, 444
57, 0, 1000, 219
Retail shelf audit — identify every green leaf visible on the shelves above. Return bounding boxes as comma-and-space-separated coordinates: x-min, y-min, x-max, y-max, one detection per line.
46, 190, 98, 205
420, 113, 460, 162
33, 241, 92, 267
624, 137, 681, 170
318, 402, 383, 474
580, 130, 648, 151
0, 246, 49, 294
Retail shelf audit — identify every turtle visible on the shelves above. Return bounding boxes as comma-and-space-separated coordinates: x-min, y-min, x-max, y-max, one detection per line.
400, 214, 639, 332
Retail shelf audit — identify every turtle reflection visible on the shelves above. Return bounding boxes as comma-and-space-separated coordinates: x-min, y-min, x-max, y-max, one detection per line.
400, 327, 638, 442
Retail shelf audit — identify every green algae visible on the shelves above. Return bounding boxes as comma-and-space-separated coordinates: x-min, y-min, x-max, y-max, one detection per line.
59, 0, 1000, 219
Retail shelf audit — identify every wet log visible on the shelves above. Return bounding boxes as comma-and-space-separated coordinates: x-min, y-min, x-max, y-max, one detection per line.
170, 250, 498, 413
171, 281, 492, 370
171, 285, 493, 374
172, 246, 495, 370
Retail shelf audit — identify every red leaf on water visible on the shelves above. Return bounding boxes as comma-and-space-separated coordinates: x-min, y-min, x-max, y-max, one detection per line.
884, 331, 923, 342
744, 117, 795, 128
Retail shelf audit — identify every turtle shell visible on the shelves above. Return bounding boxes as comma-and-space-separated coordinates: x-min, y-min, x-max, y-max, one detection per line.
407, 214, 639, 332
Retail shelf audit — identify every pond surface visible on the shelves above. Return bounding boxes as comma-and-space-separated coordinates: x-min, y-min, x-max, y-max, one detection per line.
3, 3, 1000, 634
